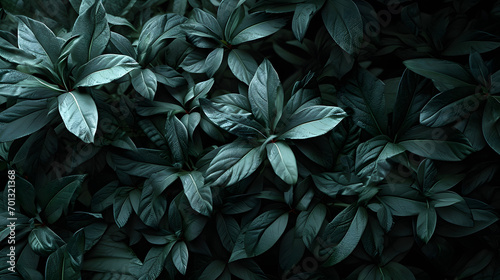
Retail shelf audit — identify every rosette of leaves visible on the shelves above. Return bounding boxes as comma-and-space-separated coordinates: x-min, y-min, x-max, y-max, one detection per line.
0, 1, 140, 144
404, 51, 500, 154
180, 0, 286, 84
201, 59, 346, 186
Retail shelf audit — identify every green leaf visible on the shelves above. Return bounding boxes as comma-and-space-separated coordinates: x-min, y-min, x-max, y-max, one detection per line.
172, 241, 189, 275
228, 49, 258, 85
131, 68, 157, 100
0, 69, 62, 98
216, 213, 240, 251
0, 99, 55, 142
139, 243, 174, 280
292, 1, 323, 42
71, 0, 110, 65
199, 260, 226, 280
296, 203, 326, 248
179, 171, 212, 216
200, 97, 265, 138
113, 186, 135, 228
230, 13, 286, 45
279, 105, 346, 139
416, 206, 437, 243
58, 91, 98, 143
38, 175, 85, 224
340, 69, 387, 136
248, 59, 282, 128
356, 136, 406, 183
265, 141, 298, 185
192, 8, 223, 38
379, 196, 426, 216
181, 113, 201, 140
139, 169, 178, 227
398, 125, 474, 161
137, 14, 187, 64
75, 54, 139, 87
482, 96, 500, 155
206, 140, 263, 186
181, 48, 224, 77
420, 86, 479, 127
321, 0, 363, 54
29, 226, 65, 256
393, 69, 432, 136
245, 210, 288, 257
165, 115, 188, 163
322, 206, 368, 266
17, 16, 63, 68
279, 228, 305, 270
403, 58, 476, 91
469, 51, 489, 85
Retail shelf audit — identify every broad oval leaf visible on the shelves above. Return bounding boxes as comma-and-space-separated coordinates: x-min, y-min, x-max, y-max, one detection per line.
58, 91, 98, 143
228, 49, 258, 85
206, 140, 263, 186
266, 141, 298, 185
131, 68, 157, 100
172, 241, 189, 275
179, 171, 213, 216
321, 0, 363, 54
230, 13, 286, 45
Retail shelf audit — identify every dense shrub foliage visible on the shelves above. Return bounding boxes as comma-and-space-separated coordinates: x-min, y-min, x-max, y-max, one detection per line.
1, 0, 500, 279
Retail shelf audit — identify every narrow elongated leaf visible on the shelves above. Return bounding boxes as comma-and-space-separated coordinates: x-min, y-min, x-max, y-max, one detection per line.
230, 13, 286, 45
206, 140, 263, 186
403, 58, 476, 90
72, 0, 110, 65
322, 206, 368, 266
172, 241, 189, 275
165, 115, 188, 163
420, 86, 479, 127
139, 169, 178, 227
131, 68, 157, 100
199, 260, 226, 280
245, 210, 288, 257
75, 54, 139, 87
200, 97, 265, 138
228, 49, 258, 85
17, 16, 63, 67
139, 243, 175, 280
296, 203, 326, 248
113, 187, 135, 228
292, 1, 323, 42
340, 69, 387, 136
0, 98, 55, 142
398, 125, 474, 161
469, 51, 489, 85
58, 91, 98, 143
266, 141, 298, 184
180, 171, 212, 216
279, 105, 347, 139
321, 0, 363, 54
248, 59, 282, 128
393, 70, 432, 135
216, 213, 240, 251
416, 206, 437, 243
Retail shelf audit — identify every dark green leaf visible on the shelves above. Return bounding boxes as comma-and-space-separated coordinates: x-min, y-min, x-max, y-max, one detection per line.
321, 0, 363, 54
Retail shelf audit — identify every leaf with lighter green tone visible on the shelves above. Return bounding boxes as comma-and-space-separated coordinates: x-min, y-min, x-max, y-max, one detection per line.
29, 226, 65, 256
228, 49, 258, 85
180, 171, 212, 216
75, 54, 139, 87
71, 0, 110, 65
230, 13, 286, 45
296, 203, 326, 248
58, 91, 98, 143
131, 68, 157, 100
206, 140, 263, 186
279, 105, 346, 139
266, 141, 298, 184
